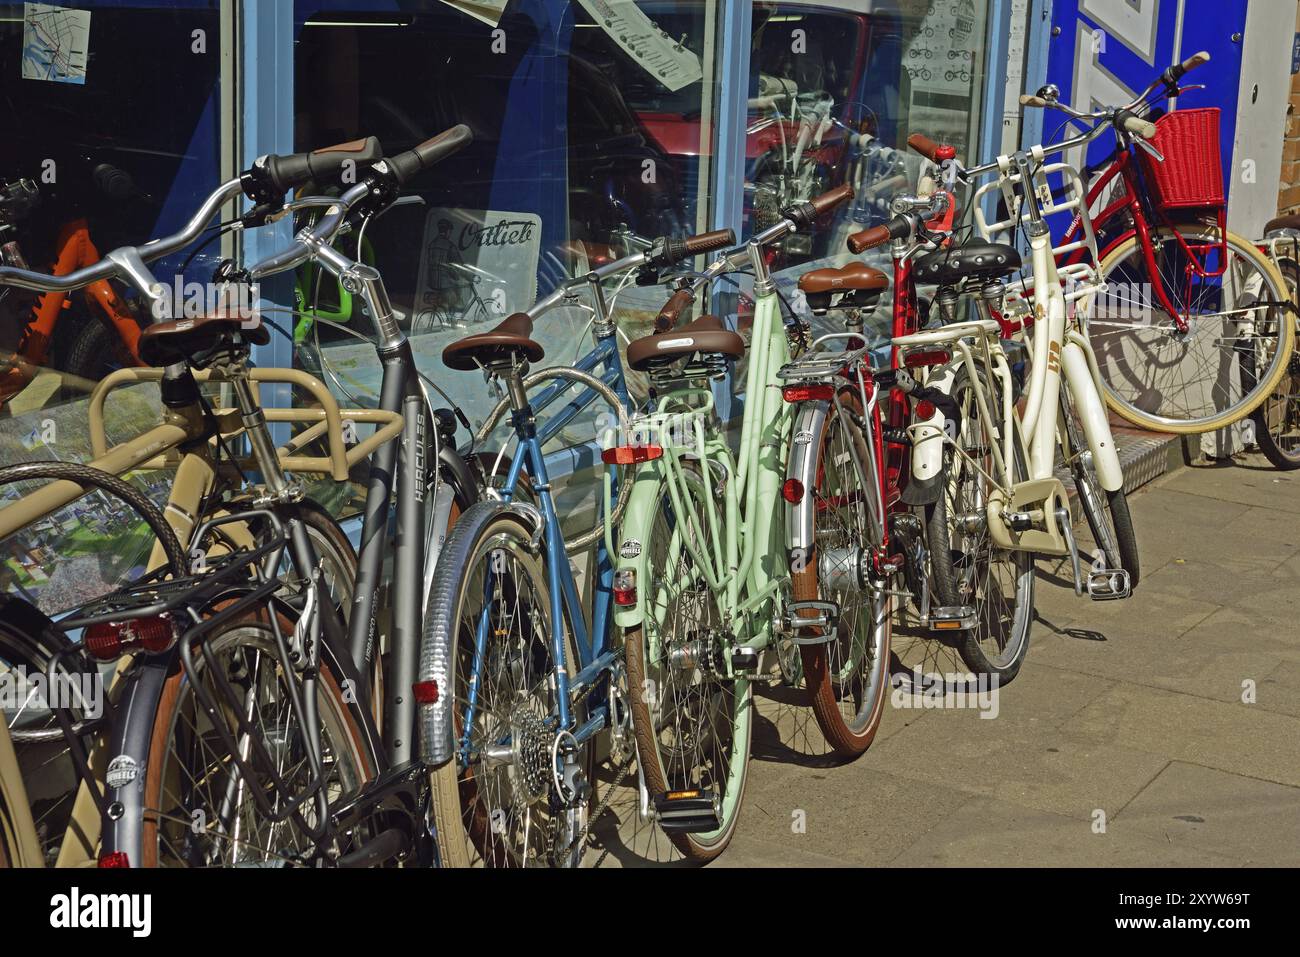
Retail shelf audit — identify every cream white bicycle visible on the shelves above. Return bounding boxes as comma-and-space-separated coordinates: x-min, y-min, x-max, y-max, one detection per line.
907, 126, 1140, 610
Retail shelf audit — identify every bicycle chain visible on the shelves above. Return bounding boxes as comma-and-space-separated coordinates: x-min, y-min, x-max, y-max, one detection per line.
554, 753, 637, 869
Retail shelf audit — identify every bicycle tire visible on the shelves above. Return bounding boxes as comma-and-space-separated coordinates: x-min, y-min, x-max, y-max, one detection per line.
422, 502, 591, 868
790, 392, 892, 759
1250, 255, 1300, 469
139, 602, 377, 867
1060, 385, 1141, 589
1090, 226, 1292, 433
926, 366, 1035, 682
623, 467, 751, 863
0, 597, 82, 868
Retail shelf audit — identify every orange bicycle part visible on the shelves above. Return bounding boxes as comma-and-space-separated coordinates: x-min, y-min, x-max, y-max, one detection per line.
24, 219, 144, 365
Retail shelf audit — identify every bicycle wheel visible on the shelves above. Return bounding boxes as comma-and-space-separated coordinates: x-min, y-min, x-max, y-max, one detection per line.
140, 605, 376, 866
1250, 254, 1300, 469
1059, 384, 1140, 589
1090, 225, 1292, 433
0, 597, 86, 867
422, 502, 591, 868
791, 392, 892, 759
926, 367, 1035, 682
624, 466, 751, 863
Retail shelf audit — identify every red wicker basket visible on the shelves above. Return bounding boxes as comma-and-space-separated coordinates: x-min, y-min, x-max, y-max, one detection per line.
1137, 107, 1225, 210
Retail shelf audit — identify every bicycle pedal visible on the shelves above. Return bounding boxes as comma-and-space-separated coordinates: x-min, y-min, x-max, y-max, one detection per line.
928, 604, 977, 631
1086, 568, 1132, 601
785, 600, 839, 645
652, 789, 721, 834
730, 647, 760, 672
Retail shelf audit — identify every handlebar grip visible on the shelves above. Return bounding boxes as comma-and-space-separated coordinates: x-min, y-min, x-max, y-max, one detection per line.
807, 183, 854, 217
847, 214, 911, 254
92, 163, 135, 200
684, 228, 736, 256
257, 136, 382, 195
782, 184, 855, 231
906, 133, 942, 161
654, 288, 695, 333
1166, 50, 1210, 84
847, 225, 891, 255
384, 124, 474, 186
1019, 94, 1050, 108
1118, 111, 1157, 140
648, 228, 736, 268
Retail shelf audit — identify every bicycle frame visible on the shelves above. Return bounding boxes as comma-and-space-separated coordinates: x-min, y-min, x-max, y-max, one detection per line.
1061, 146, 1227, 332
613, 244, 792, 654
1, 219, 143, 408
460, 330, 631, 750
972, 152, 1125, 500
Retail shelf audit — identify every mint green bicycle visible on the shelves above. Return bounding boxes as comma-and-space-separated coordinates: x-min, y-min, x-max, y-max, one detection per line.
607, 186, 855, 861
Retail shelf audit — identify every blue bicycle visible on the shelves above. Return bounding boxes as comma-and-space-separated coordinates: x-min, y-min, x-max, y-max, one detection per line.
415, 229, 734, 867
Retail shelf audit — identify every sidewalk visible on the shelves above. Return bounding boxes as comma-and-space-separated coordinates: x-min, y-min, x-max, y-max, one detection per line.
594, 454, 1300, 866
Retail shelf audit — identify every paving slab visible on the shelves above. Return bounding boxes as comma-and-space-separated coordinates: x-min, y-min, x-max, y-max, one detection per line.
896, 796, 1241, 867
1113, 761, 1300, 866
1067, 683, 1300, 788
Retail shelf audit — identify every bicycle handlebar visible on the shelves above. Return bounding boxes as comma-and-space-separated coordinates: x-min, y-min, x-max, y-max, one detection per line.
1163, 50, 1209, 86
0, 178, 246, 293
249, 136, 383, 197
847, 216, 909, 254
375, 124, 473, 186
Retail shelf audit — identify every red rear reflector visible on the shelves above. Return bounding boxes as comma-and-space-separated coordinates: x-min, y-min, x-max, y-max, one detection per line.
915, 399, 938, 420
601, 445, 663, 465
782, 479, 805, 504
412, 680, 439, 705
84, 616, 176, 661
904, 349, 950, 368
98, 851, 130, 868
781, 383, 834, 402
613, 569, 637, 606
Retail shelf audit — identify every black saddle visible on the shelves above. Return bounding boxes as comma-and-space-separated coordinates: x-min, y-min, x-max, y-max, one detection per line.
915, 241, 1021, 285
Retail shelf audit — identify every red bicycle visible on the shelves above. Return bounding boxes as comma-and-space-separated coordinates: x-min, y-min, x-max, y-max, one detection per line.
1026, 52, 1291, 437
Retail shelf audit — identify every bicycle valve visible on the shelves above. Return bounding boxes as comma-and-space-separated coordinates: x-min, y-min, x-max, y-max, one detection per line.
935, 286, 959, 325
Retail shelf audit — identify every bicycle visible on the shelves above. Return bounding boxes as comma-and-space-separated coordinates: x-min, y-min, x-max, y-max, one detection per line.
1025, 53, 1292, 436
415, 224, 736, 867
839, 182, 1038, 684
0, 462, 189, 868
0, 171, 149, 409
1249, 216, 1300, 469
941, 111, 1142, 599
603, 185, 854, 861
0, 128, 477, 865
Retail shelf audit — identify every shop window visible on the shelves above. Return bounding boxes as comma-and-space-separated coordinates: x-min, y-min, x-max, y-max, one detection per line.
0, 1, 226, 613
745, 0, 991, 328
291, 1, 727, 440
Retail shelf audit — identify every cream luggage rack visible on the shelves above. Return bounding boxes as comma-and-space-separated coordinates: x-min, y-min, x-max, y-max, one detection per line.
971, 157, 1104, 311
86, 366, 404, 481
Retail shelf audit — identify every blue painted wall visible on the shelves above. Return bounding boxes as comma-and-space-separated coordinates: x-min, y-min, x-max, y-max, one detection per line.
1043, 0, 1247, 207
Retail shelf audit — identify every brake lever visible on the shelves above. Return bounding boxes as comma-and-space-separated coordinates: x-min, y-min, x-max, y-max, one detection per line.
1132, 137, 1165, 164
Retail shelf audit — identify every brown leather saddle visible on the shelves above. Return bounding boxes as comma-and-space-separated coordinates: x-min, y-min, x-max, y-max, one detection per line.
138, 314, 270, 367
1264, 213, 1300, 235
442, 312, 545, 371
798, 262, 888, 315
625, 314, 745, 372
